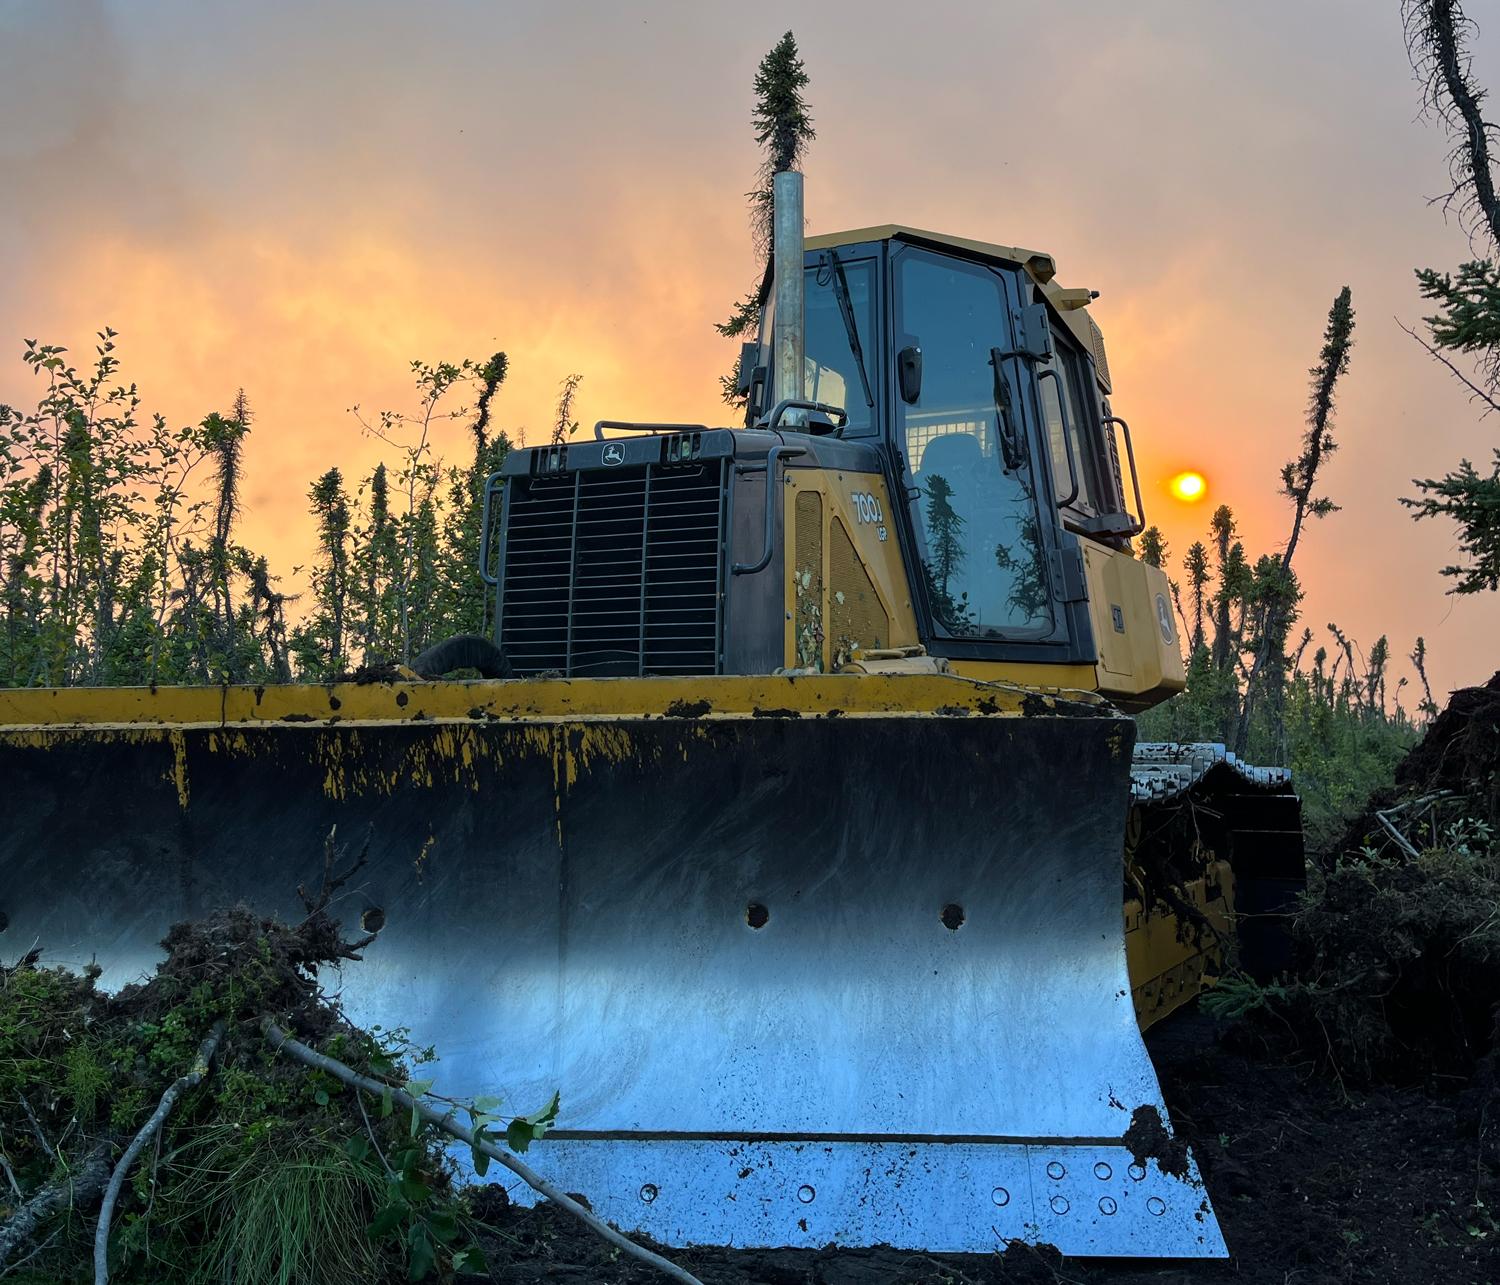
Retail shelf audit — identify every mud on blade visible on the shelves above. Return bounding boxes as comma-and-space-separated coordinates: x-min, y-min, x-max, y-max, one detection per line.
0, 676, 1225, 1257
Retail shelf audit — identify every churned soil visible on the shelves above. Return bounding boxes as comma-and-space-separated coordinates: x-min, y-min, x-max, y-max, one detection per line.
467, 1011, 1498, 1285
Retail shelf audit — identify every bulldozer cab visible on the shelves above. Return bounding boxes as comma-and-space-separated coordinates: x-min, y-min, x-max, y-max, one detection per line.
748, 233, 1110, 645
492, 227, 1182, 705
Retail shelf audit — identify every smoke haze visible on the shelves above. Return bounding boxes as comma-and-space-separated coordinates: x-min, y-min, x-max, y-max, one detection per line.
2, 0, 1496, 694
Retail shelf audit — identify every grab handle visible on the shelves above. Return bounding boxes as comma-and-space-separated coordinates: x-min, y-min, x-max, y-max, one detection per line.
732, 443, 807, 575
478, 470, 504, 587
1103, 415, 1146, 537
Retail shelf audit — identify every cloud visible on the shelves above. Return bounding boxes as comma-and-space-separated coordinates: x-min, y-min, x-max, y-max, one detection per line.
1, 0, 1496, 696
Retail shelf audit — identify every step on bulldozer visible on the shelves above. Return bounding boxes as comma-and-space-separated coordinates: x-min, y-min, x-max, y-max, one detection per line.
0, 173, 1303, 1259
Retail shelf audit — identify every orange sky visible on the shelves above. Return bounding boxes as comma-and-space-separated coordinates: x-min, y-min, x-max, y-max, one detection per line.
2, 0, 1496, 699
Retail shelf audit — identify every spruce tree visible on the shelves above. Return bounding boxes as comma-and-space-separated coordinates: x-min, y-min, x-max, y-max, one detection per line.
1237, 287, 1356, 753
1401, 0, 1500, 593
305, 468, 352, 675
717, 32, 816, 407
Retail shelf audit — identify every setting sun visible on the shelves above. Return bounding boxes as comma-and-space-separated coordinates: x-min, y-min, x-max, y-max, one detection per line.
1169, 471, 1208, 502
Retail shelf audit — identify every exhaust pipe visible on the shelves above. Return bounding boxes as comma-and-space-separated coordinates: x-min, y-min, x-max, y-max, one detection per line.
772, 170, 805, 416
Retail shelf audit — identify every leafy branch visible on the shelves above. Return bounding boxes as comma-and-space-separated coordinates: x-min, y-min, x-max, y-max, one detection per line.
262, 1021, 705, 1285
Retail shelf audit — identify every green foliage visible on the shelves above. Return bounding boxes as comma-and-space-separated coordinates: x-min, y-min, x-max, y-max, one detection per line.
1200, 972, 1289, 1021
748, 32, 815, 258
0, 886, 565, 1282
1235, 287, 1354, 752
0, 333, 535, 688
1401, 5, 1500, 590
1226, 812, 1500, 1082
358, 1134, 464, 1283
1137, 525, 1167, 568
345, 354, 514, 668
168, 1130, 385, 1285
0, 331, 282, 686
504, 1090, 560, 1155
1136, 287, 1392, 826
1417, 259, 1500, 382
293, 468, 353, 674
1402, 449, 1500, 594
549, 373, 583, 446
1139, 490, 1420, 852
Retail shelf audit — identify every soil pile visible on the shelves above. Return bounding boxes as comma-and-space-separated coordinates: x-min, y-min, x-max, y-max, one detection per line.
1333, 669, 1500, 857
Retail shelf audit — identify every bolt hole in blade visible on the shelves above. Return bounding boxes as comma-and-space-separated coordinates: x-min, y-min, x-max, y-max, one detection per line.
360, 906, 386, 934
746, 903, 769, 930
941, 903, 965, 930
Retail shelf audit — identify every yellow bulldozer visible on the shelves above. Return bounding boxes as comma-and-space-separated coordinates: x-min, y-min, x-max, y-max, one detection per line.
0, 174, 1302, 1259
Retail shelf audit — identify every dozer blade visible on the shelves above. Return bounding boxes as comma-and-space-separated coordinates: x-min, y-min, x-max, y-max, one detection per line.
0, 675, 1224, 1258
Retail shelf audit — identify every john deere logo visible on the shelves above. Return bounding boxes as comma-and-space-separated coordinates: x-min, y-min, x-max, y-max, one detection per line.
602, 443, 625, 467
1155, 593, 1174, 643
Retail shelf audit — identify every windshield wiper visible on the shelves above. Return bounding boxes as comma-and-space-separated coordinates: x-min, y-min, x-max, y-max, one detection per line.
824, 251, 875, 409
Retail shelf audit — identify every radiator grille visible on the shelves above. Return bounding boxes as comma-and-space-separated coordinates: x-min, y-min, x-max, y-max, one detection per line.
498, 461, 726, 676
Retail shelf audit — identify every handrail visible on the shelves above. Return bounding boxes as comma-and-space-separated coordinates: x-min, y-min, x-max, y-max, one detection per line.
1103, 415, 1146, 537
478, 470, 505, 587
1037, 369, 1080, 508
762, 399, 848, 434
593, 420, 708, 442
731, 443, 807, 575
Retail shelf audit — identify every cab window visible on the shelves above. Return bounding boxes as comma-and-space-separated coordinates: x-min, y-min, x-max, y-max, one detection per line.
1038, 331, 1111, 517
802, 255, 878, 435
895, 248, 1054, 639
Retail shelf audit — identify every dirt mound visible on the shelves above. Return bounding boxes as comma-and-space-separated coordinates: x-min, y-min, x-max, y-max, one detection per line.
1398, 670, 1500, 807
1333, 670, 1500, 859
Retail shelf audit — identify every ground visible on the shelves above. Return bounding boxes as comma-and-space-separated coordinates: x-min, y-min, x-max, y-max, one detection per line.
468, 1011, 1498, 1285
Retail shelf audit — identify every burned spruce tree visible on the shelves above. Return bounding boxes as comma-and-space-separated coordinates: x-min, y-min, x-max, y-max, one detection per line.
1237, 286, 1356, 754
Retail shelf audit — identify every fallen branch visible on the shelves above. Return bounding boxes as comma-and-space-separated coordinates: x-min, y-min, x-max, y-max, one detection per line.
0, 1142, 113, 1270
1375, 808, 1422, 860
0, 1153, 22, 1201
93, 1020, 226, 1285
1375, 791, 1460, 859
16, 1093, 55, 1162
261, 1019, 705, 1285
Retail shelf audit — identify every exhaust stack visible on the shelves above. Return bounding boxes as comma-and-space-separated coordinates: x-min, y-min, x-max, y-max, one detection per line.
772, 170, 805, 414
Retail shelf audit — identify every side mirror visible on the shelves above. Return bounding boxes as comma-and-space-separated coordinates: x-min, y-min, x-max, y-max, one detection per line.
735, 342, 760, 395
1015, 303, 1054, 362
745, 365, 769, 425
898, 345, 923, 403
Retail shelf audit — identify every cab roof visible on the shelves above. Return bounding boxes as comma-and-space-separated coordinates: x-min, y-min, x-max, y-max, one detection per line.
805, 224, 1112, 392
806, 224, 1058, 284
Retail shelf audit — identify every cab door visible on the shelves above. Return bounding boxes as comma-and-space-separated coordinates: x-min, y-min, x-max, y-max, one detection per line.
892, 245, 1068, 648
